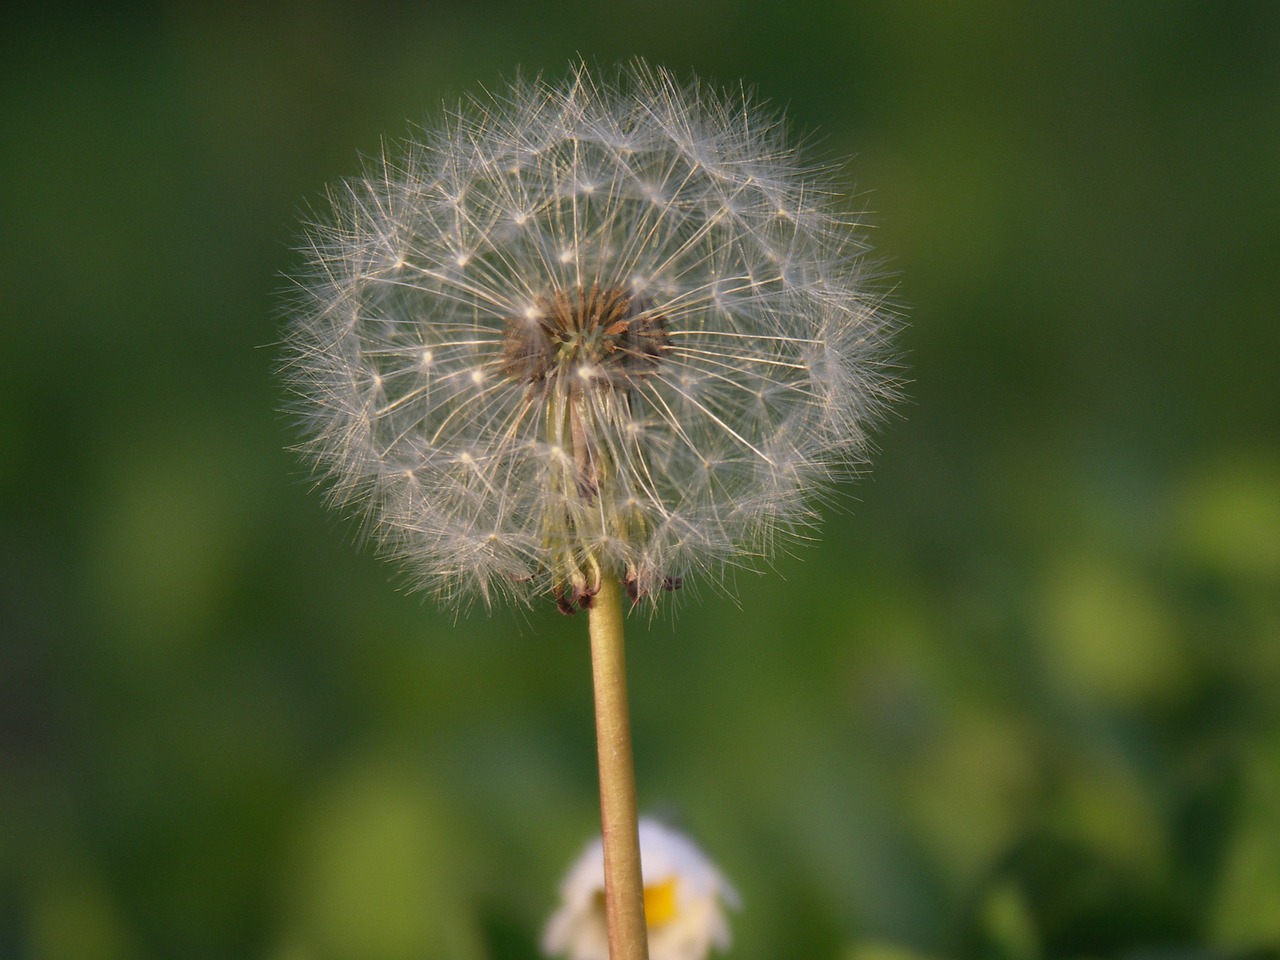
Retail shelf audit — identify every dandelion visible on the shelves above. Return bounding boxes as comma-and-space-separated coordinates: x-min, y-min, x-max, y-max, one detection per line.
544, 819, 740, 960
282, 59, 898, 960
282, 60, 897, 612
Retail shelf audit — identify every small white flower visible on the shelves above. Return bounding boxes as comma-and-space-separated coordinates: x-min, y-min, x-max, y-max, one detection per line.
543, 819, 740, 960
283, 60, 899, 610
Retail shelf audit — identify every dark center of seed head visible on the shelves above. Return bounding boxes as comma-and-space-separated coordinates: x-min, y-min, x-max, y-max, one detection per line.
502, 283, 668, 386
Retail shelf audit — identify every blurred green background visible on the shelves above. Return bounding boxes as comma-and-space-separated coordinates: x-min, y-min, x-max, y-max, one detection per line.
2, 2, 1278, 958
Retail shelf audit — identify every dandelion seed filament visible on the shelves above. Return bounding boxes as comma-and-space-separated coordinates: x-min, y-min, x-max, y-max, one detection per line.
282, 60, 898, 608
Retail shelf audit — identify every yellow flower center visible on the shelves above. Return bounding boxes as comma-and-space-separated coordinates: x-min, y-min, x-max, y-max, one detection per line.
643, 877, 679, 927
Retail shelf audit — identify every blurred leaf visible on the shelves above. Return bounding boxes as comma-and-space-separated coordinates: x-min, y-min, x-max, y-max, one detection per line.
978, 881, 1042, 960
1035, 550, 1188, 707
278, 752, 483, 960
845, 941, 945, 960
1206, 736, 1280, 947
1174, 454, 1280, 583
26, 854, 137, 960
957, 831, 1203, 960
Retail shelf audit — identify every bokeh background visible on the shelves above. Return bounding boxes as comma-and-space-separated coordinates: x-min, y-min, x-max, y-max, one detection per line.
3, 2, 1278, 958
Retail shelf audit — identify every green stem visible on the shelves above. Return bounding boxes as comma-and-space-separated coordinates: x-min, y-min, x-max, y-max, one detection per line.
588, 576, 649, 960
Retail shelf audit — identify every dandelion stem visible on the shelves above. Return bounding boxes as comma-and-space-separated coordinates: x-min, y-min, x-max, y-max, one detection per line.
588, 575, 649, 960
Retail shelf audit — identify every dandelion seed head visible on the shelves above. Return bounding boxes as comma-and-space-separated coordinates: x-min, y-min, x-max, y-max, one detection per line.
282, 59, 900, 609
